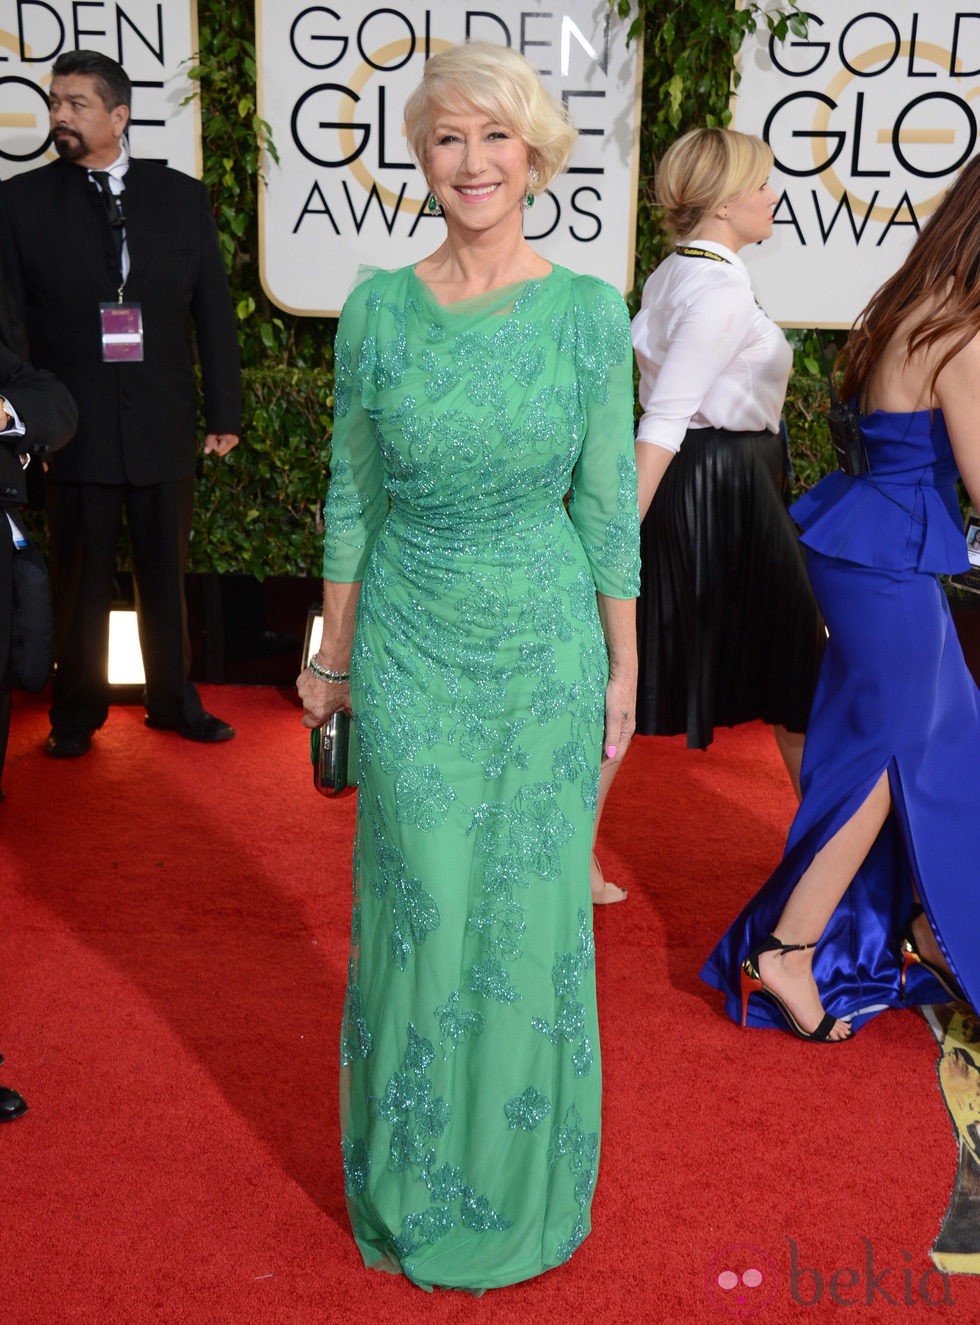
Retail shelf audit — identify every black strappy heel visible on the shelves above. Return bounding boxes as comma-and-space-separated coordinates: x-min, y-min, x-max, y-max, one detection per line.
740, 934, 854, 1042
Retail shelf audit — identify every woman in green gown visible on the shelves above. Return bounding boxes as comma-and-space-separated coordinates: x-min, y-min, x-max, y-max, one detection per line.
297, 41, 640, 1292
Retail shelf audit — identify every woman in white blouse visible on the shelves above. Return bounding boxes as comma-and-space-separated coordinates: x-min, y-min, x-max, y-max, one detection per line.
592, 127, 824, 903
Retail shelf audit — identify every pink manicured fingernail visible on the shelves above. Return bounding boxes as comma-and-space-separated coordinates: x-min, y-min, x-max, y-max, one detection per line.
605, 745, 617, 759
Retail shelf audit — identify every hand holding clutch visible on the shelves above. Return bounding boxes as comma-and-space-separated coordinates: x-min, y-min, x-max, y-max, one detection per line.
311, 711, 356, 797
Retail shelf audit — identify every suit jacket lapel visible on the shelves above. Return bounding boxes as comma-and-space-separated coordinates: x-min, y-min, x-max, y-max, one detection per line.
119, 159, 152, 291
57, 161, 120, 297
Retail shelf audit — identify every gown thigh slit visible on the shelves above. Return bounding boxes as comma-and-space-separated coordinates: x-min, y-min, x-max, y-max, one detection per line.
703, 408, 980, 1031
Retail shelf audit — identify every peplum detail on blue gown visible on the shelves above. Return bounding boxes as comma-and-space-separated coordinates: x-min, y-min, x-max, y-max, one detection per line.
791, 410, 969, 574
702, 408, 980, 1031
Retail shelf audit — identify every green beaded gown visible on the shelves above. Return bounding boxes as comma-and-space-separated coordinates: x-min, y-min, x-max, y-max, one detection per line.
324, 263, 639, 1291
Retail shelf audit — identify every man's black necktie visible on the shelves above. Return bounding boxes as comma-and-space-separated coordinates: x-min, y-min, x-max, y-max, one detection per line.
91, 170, 125, 284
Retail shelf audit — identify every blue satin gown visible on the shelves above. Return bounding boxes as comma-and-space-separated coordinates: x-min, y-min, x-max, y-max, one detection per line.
702, 408, 980, 1030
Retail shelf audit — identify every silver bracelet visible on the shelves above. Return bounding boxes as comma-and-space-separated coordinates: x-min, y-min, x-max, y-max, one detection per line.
308, 656, 350, 684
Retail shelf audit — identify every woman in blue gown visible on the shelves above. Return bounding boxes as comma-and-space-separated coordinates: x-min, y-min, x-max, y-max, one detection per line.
702, 156, 980, 1041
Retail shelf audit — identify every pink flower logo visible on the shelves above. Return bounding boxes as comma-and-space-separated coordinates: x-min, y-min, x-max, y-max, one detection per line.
704, 1244, 779, 1315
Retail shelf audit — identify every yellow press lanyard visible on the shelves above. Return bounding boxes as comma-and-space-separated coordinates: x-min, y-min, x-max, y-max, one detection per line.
675, 245, 732, 264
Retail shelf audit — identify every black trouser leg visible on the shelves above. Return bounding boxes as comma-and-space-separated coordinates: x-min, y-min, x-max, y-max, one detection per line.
127, 477, 202, 726
47, 481, 122, 731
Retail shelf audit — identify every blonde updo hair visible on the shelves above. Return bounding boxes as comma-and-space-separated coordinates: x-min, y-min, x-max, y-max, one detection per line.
655, 127, 773, 239
403, 41, 577, 194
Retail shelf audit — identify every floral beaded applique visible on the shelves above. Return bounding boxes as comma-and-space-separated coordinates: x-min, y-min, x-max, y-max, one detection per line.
360, 792, 441, 971
504, 1085, 552, 1132
367, 1025, 512, 1259
531, 909, 596, 1079
435, 991, 484, 1058
342, 1136, 370, 1196
551, 1104, 598, 1263
340, 980, 372, 1066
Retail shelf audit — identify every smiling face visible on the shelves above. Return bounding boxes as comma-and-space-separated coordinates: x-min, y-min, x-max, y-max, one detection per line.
424, 107, 531, 237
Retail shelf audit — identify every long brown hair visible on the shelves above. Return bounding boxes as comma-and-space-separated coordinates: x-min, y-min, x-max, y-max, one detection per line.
841, 155, 980, 401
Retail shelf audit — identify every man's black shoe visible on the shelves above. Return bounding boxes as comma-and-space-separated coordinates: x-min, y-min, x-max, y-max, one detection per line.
145, 711, 235, 743
0, 1085, 27, 1121
45, 727, 93, 758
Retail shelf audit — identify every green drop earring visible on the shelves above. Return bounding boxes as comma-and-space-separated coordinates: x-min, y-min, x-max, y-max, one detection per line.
526, 165, 540, 208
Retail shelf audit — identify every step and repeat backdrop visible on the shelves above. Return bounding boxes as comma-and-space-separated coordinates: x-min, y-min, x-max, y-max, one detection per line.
0, 0, 200, 176
1, 2, 976, 326
255, 2, 643, 315
733, 1, 980, 326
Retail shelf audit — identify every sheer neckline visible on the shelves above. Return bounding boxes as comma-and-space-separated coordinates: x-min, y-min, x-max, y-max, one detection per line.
410, 265, 557, 315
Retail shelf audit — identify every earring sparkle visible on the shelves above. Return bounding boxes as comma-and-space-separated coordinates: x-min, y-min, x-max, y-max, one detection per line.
526, 166, 540, 208
427, 193, 443, 216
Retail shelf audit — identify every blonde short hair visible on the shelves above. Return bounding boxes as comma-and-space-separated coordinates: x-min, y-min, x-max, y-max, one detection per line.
404, 41, 577, 194
655, 128, 773, 239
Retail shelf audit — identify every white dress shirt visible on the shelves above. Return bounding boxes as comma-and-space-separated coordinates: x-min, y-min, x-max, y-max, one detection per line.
87, 142, 131, 283
631, 240, 792, 453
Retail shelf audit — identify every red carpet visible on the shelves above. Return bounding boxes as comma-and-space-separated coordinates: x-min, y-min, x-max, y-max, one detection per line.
1, 687, 978, 1323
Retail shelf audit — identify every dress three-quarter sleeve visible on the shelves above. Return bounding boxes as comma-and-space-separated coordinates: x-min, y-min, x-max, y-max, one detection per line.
322, 277, 387, 581
565, 277, 641, 600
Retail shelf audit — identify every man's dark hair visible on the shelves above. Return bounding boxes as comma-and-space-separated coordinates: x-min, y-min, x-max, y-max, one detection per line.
52, 49, 131, 111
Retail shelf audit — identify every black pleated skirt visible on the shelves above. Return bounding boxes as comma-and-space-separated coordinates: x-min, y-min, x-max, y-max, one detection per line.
636, 426, 825, 748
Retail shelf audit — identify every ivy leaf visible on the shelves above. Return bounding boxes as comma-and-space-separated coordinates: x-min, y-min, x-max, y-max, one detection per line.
665, 72, 684, 117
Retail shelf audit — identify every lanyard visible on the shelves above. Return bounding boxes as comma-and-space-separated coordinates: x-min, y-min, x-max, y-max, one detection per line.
675, 245, 732, 264
90, 170, 128, 299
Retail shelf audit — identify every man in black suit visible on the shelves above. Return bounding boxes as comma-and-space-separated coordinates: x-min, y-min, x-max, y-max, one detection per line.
0, 49, 242, 757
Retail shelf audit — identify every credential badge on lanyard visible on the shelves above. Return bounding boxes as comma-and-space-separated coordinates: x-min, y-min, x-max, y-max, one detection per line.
94, 170, 144, 362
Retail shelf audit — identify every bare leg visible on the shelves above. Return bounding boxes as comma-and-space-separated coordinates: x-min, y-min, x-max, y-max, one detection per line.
757, 770, 892, 1039
772, 724, 804, 802
591, 757, 627, 904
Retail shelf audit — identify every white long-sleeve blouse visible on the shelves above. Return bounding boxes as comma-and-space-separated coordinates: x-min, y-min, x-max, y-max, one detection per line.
631, 239, 792, 454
